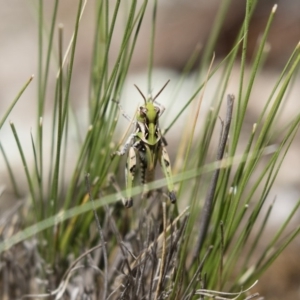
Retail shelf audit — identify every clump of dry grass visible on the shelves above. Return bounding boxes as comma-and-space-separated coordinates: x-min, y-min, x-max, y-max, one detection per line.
1, 197, 261, 300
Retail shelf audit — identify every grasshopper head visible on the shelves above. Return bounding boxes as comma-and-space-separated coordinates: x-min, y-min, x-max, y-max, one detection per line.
138, 101, 159, 124
134, 80, 170, 124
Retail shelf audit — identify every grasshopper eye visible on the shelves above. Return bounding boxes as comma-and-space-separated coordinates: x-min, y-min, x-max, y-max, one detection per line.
154, 106, 160, 114
139, 107, 148, 116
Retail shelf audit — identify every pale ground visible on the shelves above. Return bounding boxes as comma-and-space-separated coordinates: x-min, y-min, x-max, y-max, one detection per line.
0, 1, 300, 299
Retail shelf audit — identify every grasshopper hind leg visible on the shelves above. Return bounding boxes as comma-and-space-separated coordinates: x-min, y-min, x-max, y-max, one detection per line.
159, 145, 176, 203
124, 146, 137, 208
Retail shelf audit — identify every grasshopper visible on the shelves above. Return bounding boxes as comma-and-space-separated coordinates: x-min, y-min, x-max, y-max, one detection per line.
112, 80, 176, 208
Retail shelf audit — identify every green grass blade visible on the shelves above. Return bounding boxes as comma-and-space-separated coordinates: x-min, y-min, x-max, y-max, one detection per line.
0, 75, 33, 130
0, 143, 21, 197
10, 122, 37, 216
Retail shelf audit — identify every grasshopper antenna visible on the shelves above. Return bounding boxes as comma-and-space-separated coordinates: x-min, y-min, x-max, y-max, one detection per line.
153, 79, 170, 102
134, 84, 147, 105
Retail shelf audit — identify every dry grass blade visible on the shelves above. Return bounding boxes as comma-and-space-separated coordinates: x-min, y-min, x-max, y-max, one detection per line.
85, 173, 108, 299
194, 280, 259, 299
194, 94, 234, 256
154, 201, 167, 299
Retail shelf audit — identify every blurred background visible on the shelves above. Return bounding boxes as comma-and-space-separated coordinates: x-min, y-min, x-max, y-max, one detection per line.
0, 1, 299, 299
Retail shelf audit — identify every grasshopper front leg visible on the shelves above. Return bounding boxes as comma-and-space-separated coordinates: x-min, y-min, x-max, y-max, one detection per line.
159, 145, 176, 203
111, 133, 136, 157
153, 100, 165, 116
